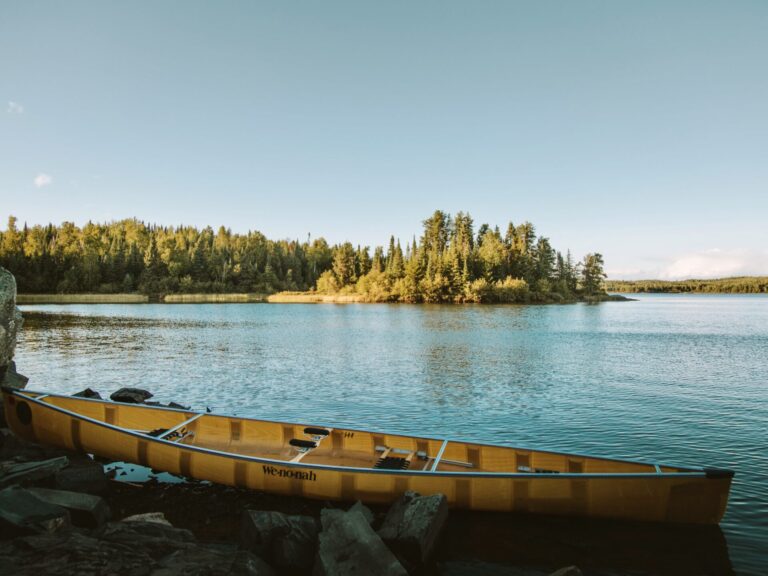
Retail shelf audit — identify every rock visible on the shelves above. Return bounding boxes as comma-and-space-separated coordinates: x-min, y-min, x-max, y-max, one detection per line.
1, 361, 28, 390
439, 561, 550, 575
0, 521, 201, 574
26, 487, 110, 529
0, 531, 118, 574
72, 388, 102, 399
123, 511, 172, 525
0, 456, 69, 488
0, 486, 70, 537
378, 491, 448, 566
230, 550, 278, 576
349, 500, 375, 525
98, 519, 196, 557
549, 567, 582, 576
168, 401, 191, 410
154, 546, 277, 576
0, 268, 24, 429
0, 267, 23, 371
0, 428, 27, 459
240, 509, 318, 573
54, 459, 108, 494
109, 387, 153, 404
315, 507, 407, 576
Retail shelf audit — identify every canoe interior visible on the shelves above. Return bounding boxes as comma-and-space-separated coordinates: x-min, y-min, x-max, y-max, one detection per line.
2, 389, 734, 524
13, 391, 691, 476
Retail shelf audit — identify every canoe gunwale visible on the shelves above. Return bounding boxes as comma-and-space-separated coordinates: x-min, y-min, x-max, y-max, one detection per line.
4, 388, 729, 480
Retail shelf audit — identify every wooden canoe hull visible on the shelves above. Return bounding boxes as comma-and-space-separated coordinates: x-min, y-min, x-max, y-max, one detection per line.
2, 389, 733, 525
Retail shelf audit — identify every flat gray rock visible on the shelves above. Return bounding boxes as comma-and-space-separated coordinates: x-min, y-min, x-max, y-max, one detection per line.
0, 486, 70, 537
27, 487, 110, 529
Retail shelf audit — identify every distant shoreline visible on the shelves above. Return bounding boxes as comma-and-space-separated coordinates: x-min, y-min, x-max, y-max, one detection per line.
606, 276, 768, 294
16, 292, 631, 305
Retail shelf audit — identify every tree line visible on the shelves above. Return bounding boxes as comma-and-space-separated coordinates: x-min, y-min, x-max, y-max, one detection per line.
0, 211, 607, 303
605, 277, 768, 294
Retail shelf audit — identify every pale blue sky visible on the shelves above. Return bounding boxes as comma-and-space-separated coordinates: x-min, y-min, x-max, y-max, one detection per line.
2, 1, 767, 278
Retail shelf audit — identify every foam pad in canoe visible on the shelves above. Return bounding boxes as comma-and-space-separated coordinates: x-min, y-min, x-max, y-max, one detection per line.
289, 438, 317, 450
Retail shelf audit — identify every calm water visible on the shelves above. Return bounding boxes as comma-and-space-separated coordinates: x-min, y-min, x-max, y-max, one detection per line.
14, 295, 768, 575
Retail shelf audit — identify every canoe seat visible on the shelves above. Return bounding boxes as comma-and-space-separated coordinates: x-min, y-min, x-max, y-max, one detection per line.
374, 456, 411, 471
304, 427, 330, 437
289, 438, 317, 450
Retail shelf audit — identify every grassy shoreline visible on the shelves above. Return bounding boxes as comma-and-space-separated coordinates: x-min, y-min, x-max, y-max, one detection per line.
17, 293, 149, 304
17, 292, 630, 305
164, 293, 268, 303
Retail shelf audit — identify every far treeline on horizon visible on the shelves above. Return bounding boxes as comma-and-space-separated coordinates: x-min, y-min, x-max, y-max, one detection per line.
1, 213, 766, 302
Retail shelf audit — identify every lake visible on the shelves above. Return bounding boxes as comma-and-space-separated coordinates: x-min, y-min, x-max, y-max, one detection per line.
14, 295, 768, 575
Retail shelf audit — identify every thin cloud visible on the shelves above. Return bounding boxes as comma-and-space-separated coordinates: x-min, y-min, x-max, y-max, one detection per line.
610, 249, 768, 280
660, 249, 768, 280
33, 173, 53, 188
7, 101, 24, 114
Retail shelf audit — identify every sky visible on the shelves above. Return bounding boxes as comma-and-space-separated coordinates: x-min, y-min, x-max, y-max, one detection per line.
1, 1, 767, 279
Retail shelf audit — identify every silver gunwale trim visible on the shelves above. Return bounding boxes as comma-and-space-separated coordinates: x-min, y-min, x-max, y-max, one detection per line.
155, 413, 204, 439
430, 440, 449, 472
10, 388, 708, 476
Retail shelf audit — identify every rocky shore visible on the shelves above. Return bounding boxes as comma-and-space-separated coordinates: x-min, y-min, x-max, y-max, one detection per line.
1, 265, 590, 575
0, 393, 582, 576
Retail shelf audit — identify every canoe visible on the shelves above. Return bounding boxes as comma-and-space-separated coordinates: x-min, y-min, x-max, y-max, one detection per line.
1, 387, 734, 524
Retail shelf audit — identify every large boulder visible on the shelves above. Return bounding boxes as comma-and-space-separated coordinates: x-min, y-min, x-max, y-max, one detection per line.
315, 507, 407, 576
240, 509, 318, 573
0, 267, 23, 373
0, 268, 26, 428
378, 491, 448, 567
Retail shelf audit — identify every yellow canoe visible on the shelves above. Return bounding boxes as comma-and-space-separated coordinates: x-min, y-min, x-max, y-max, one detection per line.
2, 388, 733, 524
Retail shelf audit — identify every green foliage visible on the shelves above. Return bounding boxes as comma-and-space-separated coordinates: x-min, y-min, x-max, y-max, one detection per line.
580, 253, 606, 295
0, 212, 609, 302
605, 277, 768, 293
315, 270, 339, 294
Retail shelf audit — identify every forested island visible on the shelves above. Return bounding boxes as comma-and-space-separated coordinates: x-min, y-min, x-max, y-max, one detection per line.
0, 212, 613, 303
606, 277, 768, 294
